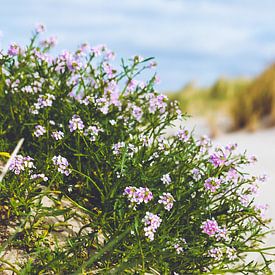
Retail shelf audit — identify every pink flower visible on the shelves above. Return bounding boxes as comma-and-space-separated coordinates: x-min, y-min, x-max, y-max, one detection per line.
161, 173, 171, 185
69, 115, 85, 132
158, 192, 175, 211
208, 247, 223, 260
204, 177, 221, 192
239, 194, 250, 207
127, 79, 139, 92
35, 23, 46, 33
201, 218, 219, 236
176, 129, 189, 142
40, 36, 57, 48
131, 105, 143, 122
91, 44, 106, 56
51, 131, 64, 141
9, 155, 35, 175
123, 186, 153, 207
34, 125, 46, 137
142, 212, 162, 241
52, 155, 71, 176
8, 43, 20, 56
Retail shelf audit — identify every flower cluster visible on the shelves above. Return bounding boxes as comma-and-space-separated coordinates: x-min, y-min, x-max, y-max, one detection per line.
191, 168, 202, 181
112, 142, 125, 155
34, 125, 46, 137
201, 218, 219, 236
84, 125, 103, 142
30, 93, 56, 114
161, 173, 171, 185
9, 155, 35, 175
148, 93, 167, 114
142, 212, 162, 241
7, 43, 20, 56
201, 219, 227, 241
69, 115, 85, 132
204, 177, 222, 192
173, 238, 187, 254
158, 192, 175, 211
209, 146, 233, 168
208, 247, 223, 261
30, 173, 48, 181
176, 129, 189, 142
51, 131, 64, 141
52, 155, 71, 176
123, 186, 153, 208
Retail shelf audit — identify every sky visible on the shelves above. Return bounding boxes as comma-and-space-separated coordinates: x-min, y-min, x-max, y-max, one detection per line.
0, 0, 275, 91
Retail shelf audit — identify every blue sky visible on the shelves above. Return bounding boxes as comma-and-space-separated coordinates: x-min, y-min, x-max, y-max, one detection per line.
0, 0, 275, 91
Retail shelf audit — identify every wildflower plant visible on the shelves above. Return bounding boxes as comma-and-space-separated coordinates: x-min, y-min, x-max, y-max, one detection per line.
0, 26, 274, 274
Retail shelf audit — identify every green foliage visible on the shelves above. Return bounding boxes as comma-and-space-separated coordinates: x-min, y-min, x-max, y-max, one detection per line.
0, 30, 274, 274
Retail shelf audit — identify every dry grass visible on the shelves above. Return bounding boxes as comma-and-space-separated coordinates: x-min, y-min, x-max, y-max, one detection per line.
230, 64, 275, 130
168, 64, 275, 132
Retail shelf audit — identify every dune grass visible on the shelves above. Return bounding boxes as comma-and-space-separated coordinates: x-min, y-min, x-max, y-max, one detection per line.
230, 64, 275, 130
168, 64, 275, 132
167, 78, 250, 132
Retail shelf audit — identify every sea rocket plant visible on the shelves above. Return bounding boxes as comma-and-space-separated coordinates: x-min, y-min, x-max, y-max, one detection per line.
0, 26, 273, 274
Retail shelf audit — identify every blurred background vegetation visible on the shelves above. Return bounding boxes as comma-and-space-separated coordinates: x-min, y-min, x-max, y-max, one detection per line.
167, 63, 275, 133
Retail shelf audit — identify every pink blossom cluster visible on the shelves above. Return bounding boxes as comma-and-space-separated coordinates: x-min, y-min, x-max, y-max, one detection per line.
51, 131, 64, 141
56, 50, 83, 73
9, 155, 35, 175
208, 247, 223, 261
142, 212, 162, 241
7, 43, 20, 56
95, 80, 121, 114
52, 155, 71, 176
225, 168, 239, 184
158, 192, 175, 211
201, 218, 220, 236
161, 173, 171, 185
84, 125, 103, 142
69, 115, 85, 132
176, 129, 189, 142
34, 125, 46, 138
123, 186, 153, 208
112, 142, 125, 155
209, 146, 233, 168
201, 218, 228, 241
204, 177, 222, 192
30, 173, 48, 181
147, 93, 167, 114
131, 104, 143, 122
30, 93, 56, 114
